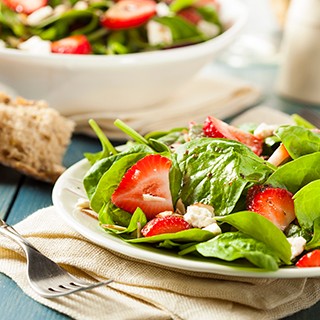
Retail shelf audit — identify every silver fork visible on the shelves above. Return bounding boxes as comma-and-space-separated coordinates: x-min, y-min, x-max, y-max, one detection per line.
0, 218, 113, 298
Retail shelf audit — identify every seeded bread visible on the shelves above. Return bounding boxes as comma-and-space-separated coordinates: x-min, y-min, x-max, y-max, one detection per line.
0, 92, 75, 183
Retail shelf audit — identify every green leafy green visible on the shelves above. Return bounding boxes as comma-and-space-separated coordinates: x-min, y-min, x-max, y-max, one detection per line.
305, 217, 320, 250
267, 152, 320, 193
215, 211, 292, 264
128, 228, 214, 244
84, 119, 118, 165
175, 138, 274, 215
275, 126, 320, 159
181, 232, 280, 271
292, 114, 316, 129
101, 207, 147, 235
293, 180, 320, 229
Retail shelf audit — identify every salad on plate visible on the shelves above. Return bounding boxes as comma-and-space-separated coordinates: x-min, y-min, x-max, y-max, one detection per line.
77, 112, 320, 272
0, 0, 223, 54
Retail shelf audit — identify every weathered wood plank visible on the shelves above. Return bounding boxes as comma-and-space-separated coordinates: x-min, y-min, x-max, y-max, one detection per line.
0, 165, 22, 219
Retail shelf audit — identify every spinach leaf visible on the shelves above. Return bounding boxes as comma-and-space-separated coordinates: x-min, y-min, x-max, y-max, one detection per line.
84, 119, 118, 165
101, 207, 147, 235
275, 126, 320, 159
293, 180, 320, 230
127, 228, 214, 244
266, 152, 320, 193
144, 128, 186, 145
99, 202, 131, 228
305, 217, 320, 250
154, 16, 205, 43
175, 138, 274, 215
215, 211, 292, 264
292, 114, 316, 129
182, 232, 280, 271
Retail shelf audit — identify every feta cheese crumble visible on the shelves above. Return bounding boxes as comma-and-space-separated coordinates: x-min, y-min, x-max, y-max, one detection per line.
147, 21, 172, 46
27, 6, 54, 26
18, 36, 51, 54
198, 21, 220, 38
254, 123, 278, 139
184, 203, 215, 228
287, 236, 307, 260
203, 223, 222, 235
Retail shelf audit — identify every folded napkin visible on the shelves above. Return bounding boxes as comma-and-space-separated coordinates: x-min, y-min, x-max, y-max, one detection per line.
69, 71, 262, 139
1, 206, 320, 320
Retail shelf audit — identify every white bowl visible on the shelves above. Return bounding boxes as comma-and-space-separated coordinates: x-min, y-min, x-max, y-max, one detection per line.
0, 0, 247, 116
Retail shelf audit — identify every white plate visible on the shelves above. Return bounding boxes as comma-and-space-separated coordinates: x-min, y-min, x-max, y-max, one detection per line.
52, 159, 320, 278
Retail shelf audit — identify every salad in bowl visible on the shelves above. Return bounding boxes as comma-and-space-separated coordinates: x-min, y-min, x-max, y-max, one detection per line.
0, 0, 223, 54
74, 112, 320, 272
0, 0, 246, 116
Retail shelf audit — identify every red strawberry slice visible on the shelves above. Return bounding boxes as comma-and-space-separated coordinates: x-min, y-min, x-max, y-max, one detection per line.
141, 215, 190, 237
101, 0, 157, 30
246, 185, 296, 231
111, 154, 174, 220
2, 0, 47, 15
51, 35, 92, 54
296, 249, 320, 268
178, 7, 202, 25
203, 116, 263, 156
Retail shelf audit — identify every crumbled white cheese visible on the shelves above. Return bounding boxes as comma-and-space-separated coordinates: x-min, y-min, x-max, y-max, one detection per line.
203, 223, 222, 235
184, 203, 215, 228
287, 236, 307, 260
147, 21, 173, 46
27, 6, 54, 26
17, 36, 51, 54
156, 2, 171, 17
253, 123, 278, 139
197, 21, 220, 38
142, 194, 166, 202
74, 1, 88, 10
53, 4, 69, 16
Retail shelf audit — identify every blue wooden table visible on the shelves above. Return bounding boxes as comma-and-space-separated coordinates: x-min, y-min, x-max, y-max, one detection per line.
0, 62, 320, 320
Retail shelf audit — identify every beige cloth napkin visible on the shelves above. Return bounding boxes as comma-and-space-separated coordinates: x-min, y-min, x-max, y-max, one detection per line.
69, 72, 262, 139
1, 206, 320, 320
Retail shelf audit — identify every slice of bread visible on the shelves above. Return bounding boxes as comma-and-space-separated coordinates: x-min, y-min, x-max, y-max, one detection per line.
0, 92, 75, 183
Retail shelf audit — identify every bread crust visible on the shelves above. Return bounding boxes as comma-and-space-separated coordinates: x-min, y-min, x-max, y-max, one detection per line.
0, 92, 75, 183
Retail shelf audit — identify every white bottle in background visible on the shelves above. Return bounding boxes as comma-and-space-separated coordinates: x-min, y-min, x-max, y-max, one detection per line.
277, 0, 320, 105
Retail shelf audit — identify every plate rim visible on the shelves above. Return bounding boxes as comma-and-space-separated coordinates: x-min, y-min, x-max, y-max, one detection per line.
52, 158, 320, 279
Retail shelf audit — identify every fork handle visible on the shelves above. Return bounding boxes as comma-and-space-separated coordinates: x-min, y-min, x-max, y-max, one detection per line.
0, 219, 38, 255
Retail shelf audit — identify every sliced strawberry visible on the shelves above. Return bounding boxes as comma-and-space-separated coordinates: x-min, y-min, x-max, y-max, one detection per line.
2, 0, 47, 15
141, 215, 190, 237
246, 185, 296, 231
296, 249, 320, 268
51, 35, 92, 54
101, 0, 157, 30
203, 116, 263, 155
178, 7, 202, 25
267, 143, 291, 166
111, 154, 174, 220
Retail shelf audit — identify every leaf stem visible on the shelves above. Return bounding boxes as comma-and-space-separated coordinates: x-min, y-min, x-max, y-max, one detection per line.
114, 119, 149, 145
89, 119, 118, 155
